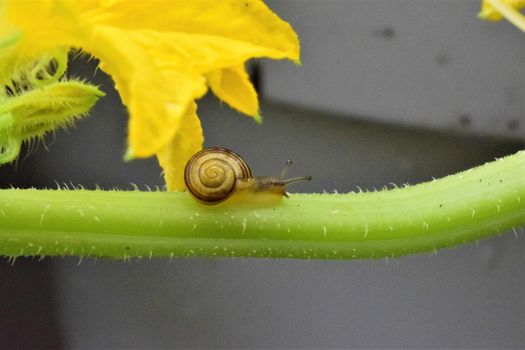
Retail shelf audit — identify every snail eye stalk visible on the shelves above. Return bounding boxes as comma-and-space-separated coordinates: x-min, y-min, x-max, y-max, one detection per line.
279, 159, 311, 186
283, 176, 312, 186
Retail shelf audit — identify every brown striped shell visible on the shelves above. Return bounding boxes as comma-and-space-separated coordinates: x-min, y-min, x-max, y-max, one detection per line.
184, 147, 253, 203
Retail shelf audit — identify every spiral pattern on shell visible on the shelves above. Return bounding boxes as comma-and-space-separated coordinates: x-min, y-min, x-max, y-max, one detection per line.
184, 147, 253, 203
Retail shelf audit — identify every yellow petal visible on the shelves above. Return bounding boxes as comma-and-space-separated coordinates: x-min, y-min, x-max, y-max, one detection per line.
479, 0, 525, 21
133, 30, 297, 73
207, 64, 259, 119
0, 1, 77, 88
90, 27, 208, 158
81, 0, 299, 62
156, 102, 204, 191
86, 1, 298, 158
1, 1, 81, 48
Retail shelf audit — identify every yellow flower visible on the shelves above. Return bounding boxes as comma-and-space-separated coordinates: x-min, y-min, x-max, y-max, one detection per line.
479, 0, 525, 32
0, 0, 299, 190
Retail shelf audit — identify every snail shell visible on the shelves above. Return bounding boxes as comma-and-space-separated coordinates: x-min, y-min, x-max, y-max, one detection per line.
184, 147, 253, 203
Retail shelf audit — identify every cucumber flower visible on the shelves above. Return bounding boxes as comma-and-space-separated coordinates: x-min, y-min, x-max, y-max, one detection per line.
0, 0, 299, 190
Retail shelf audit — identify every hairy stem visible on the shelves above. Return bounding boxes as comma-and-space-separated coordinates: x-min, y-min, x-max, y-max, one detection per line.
0, 151, 524, 260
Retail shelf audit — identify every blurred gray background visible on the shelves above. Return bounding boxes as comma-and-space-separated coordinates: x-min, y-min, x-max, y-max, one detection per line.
0, 0, 524, 348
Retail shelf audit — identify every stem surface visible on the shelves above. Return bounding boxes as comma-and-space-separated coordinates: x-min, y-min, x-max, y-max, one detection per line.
1, 151, 524, 260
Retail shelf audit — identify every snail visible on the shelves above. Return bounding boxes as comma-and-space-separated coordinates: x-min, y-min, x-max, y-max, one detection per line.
184, 147, 311, 205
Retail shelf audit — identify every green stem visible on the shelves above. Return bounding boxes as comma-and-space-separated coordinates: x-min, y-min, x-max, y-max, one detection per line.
1, 151, 524, 260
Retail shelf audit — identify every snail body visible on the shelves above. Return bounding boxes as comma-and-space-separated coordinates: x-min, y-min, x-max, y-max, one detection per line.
184, 147, 311, 206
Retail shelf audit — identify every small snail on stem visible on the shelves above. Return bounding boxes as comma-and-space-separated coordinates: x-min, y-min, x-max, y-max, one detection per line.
184, 147, 312, 206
